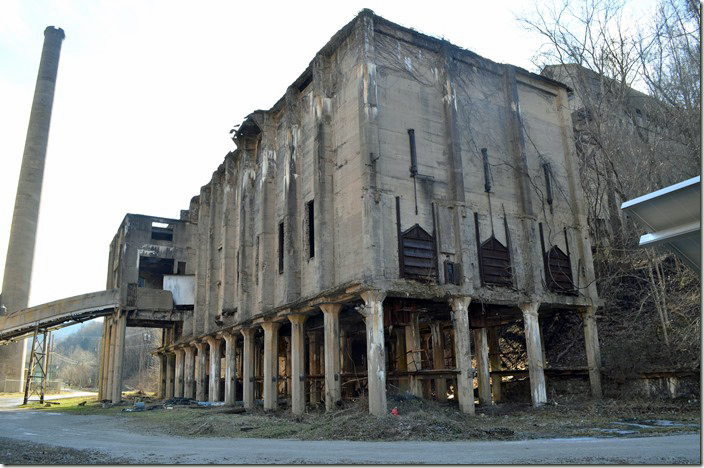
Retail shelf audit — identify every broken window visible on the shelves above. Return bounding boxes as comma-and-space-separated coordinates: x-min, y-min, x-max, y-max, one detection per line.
307, 200, 315, 258
151, 221, 173, 242
278, 222, 284, 274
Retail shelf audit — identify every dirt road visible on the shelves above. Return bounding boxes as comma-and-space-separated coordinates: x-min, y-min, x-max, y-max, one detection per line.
0, 409, 699, 464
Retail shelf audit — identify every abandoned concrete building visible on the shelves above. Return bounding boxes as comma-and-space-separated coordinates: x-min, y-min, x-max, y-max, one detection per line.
95, 10, 603, 416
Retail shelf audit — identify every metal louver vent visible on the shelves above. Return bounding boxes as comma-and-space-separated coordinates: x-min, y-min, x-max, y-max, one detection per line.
400, 224, 438, 281
545, 246, 577, 295
479, 236, 513, 286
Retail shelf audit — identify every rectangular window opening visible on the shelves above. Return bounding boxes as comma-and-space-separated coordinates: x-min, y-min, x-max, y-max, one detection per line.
307, 200, 315, 258
278, 222, 285, 274
151, 221, 173, 241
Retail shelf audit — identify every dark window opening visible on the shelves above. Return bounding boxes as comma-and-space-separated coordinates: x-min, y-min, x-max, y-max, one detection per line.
138, 256, 174, 289
307, 200, 315, 258
297, 73, 312, 92
151, 221, 173, 241
444, 261, 462, 285
177, 261, 186, 275
278, 222, 284, 274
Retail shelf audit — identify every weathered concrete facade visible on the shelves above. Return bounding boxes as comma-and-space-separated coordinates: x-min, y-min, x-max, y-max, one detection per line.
98, 10, 601, 412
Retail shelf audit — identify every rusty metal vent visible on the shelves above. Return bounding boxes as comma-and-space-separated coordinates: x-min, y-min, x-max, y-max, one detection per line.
399, 224, 438, 281
479, 236, 512, 286
545, 246, 577, 295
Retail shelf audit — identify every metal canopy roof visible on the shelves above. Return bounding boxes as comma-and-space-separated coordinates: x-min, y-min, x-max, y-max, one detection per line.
621, 176, 701, 273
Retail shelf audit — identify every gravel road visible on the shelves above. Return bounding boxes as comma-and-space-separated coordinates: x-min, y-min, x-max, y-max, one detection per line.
0, 409, 699, 464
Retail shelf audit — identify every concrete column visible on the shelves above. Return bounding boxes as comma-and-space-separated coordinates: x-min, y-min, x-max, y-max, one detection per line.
580, 306, 603, 398
111, 311, 127, 403
358, 290, 387, 416
105, 318, 116, 401
521, 302, 547, 406
473, 328, 491, 405
241, 328, 256, 409
405, 312, 423, 398
223, 332, 237, 406
487, 326, 502, 403
321, 303, 341, 411
449, 296, 474, 415
99, 320, 112, 400
97, 320, 108, 400
157, 353, 166, 399
195, 342, 207, 401
184, 346, 195, 399
307, 331, 320, 405
261, 321, 281, 411
430, 322, 447, 402
174, 348, 184, 398
0, 27, 65, 394
289, 314, 307, 415
206, 337, 222, 402
165, 353, 175, 399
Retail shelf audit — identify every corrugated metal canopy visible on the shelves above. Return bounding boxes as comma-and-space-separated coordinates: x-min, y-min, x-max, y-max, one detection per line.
621, 176, 701, 273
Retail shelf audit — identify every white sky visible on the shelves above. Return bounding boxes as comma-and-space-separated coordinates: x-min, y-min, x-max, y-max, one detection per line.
0, 0, 658, 309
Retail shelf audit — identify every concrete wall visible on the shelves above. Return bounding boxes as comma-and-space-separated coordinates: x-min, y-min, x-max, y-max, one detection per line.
107, 10, 600, 349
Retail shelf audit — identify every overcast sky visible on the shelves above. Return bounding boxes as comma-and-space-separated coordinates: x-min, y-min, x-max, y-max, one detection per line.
0, 0, 658, 310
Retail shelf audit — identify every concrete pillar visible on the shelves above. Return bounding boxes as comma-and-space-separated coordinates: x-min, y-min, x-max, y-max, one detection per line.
174, 348, 184, 398
580, 306, 603, 399
473, 328, 491, 405
184, 346, 195, 399
97, 320, 108, 400
321, 303, 341, 411
165, 353, 175, 399
261, 321, 281, 411
307, 331, 320, 405
405, 312, 423, 398
206, 337, 222, 402
157, 353, 166, 399
289, 314, 307, 415
241, 328, 256, 409
105, 318, 116, 401
111, 311, 127, 403
99, 320, 112, 400
358, 290, 387, 416
0, 27, 65, 393
521, 302, 547, 406
449, 296, 474, 415
195, 342, 207, 401
430, 322, 448, 402
487, 326, 502, 403
223, 332, 237, 406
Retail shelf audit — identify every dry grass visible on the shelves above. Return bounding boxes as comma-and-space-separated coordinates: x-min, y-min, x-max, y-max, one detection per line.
37, 394, 698, 442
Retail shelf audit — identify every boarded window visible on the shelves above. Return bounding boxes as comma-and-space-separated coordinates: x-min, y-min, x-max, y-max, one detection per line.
545, 246, 577, 295
399, 224, 437, 281
479, 236, 512, 286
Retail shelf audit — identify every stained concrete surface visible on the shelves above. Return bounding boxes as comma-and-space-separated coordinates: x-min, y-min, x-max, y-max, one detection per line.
0, 409, 699, 464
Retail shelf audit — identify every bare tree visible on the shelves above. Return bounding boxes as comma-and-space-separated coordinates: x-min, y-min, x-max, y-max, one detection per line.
519, 0, 700, 375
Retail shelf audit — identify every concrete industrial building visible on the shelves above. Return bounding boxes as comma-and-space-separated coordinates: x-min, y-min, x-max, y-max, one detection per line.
96, 10, 602, 415
1, 11, 603, 415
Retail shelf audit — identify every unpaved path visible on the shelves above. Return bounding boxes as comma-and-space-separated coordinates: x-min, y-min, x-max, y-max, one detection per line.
0, 410, 699, 464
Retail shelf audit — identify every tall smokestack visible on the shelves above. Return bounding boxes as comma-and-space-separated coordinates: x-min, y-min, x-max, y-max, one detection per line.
0, 26, 65, 392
